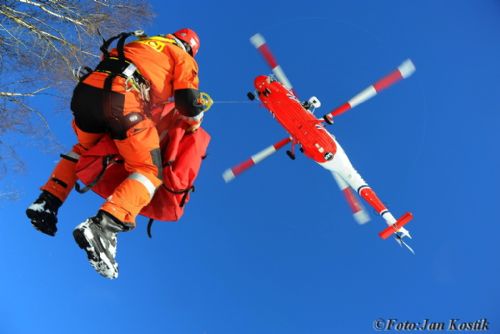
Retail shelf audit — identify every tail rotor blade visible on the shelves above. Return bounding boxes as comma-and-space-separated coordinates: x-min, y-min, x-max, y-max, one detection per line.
250, 33, 298, 96
323, 59, 416, 124
394, 235, 416, 255
223, 137, 292, 182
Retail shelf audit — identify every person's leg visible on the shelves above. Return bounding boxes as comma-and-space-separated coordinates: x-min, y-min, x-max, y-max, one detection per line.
73, 210, 125, 279
41, 121, 103, 202
27, 121, 103, 236
100, 117, 162, 226
73, 88, 161, 279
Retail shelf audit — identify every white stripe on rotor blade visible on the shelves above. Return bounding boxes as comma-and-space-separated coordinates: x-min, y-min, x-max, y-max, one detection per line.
250, 34, 266, 48
331, 172, 348, 190
272, 66, 293, 90
251, 146, 276, 164
353, 210, 370, 225
222, 169, 235, 183
128, 172, 156, 199
348, 85, 377, 108
398, 59, 416, 78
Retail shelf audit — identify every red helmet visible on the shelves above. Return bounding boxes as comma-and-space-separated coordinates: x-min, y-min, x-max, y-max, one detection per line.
173, 28, 200, 57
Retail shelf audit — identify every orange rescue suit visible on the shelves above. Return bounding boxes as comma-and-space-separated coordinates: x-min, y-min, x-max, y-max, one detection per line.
41, 34, 201, 227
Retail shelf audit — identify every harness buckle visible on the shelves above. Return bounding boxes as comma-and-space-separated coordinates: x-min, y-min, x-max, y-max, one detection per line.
124, 76, 150, 102
122, 63, 137, 78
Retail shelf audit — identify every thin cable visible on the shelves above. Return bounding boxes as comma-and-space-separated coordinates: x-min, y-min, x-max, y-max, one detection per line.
213, 100, 254, 104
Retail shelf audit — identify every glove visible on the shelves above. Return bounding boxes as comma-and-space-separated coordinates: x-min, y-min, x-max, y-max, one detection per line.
176, 111, 204, 133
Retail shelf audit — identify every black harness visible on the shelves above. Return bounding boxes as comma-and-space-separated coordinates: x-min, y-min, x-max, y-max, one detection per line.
95, 31, 149, 92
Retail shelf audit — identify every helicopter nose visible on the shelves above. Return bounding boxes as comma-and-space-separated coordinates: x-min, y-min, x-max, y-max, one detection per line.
254, 75, 270, 91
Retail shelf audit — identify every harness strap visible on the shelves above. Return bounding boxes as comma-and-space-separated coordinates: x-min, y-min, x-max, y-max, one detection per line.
60, 153, 79, 163
116, 33, 128, 61
146, 185, 195, 238
147, 218, 154, 238
100, 31, 143, 58
162, 184, 195, 208
100, 34, 120, 58
100, 31, 145, 92
95, 57, 148, 87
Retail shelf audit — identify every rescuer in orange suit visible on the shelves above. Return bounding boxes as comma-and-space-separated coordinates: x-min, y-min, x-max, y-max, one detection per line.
26, 28, 205, 279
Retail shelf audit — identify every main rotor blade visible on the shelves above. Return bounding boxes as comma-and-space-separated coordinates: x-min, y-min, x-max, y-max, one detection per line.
331, 172, 370, 225
323, 59, 416, 124
223, 137, 292, 182
250, 33, 298, 96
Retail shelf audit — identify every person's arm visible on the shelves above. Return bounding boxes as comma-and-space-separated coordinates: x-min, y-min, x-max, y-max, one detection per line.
173, 55, 204, 117
174, 89, 204, 117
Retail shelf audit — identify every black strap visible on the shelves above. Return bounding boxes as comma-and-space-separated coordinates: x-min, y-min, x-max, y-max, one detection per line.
94, 57, 131, 75
146, 185, 195, 239
75, 155, 117, 194
59, 153, 78, 163
162, 184, 195, 208
100, 32, 130, 58
99, 32, 136, 92
116, 33, 129, 61
95, 57, 148, 87
103, 72, 118, 92
147, 218, 154, 238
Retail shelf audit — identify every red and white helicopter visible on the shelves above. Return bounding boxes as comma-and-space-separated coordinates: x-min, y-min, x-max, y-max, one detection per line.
223, 33, 416, 253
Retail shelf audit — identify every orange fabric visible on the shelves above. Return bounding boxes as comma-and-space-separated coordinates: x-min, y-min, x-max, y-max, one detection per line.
41, 159, 78, 202
81, 72, 130, 92
98, 118, 162, 225
100, 177, 152, 226
41, 121, 103, 202
42, 34, 199, 225
99, 35, 200, 106
43, 116, 162, 225
74, 103, 211, 222
115, 118, 161, 179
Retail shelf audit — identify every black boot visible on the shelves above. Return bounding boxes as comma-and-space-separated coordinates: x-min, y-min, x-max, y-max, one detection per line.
73, 210, 129, 279
26, 191, 62, 236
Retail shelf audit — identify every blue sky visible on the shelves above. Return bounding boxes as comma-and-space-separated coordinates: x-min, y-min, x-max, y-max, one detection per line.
1, 0, 500, 333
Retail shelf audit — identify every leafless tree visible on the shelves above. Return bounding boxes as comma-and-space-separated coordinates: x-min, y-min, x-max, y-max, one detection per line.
0, 0, 154, 184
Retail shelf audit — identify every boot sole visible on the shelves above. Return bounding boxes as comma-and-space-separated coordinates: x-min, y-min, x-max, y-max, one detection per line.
73, 228, 95, 260
26, 209, 56, 236
73, 226, 118, 279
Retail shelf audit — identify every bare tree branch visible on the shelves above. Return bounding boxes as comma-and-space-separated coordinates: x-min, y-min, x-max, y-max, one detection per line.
0, 0, 154, 185
18, 0, 87, 26
0, 86, 50, 97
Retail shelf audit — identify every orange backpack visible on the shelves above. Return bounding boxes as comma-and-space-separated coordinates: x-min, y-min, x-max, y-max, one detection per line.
74, 103, 210, 235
